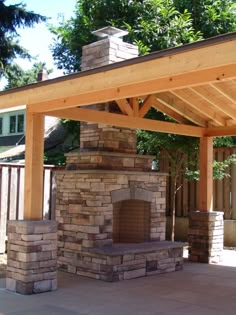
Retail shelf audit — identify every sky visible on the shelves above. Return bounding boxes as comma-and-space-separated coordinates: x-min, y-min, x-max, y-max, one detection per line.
3, 0, 77, 80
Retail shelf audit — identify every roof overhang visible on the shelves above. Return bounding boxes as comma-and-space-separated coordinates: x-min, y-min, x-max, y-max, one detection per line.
1, 32, 236, 137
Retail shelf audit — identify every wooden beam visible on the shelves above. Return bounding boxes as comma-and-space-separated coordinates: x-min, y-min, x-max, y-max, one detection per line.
13, 64, 235, 114
0, 38, 236, 111
116, 99, 133, 116
199, 137, 213, 211
172, 89, 226, 126
205, 126, 236, 137
46, 107, 205, 137
151, 96, 191, 124
130, 97, 139, 117
139, 95, 153, 117
24, 109, 44, 220
156, 92, 207, 127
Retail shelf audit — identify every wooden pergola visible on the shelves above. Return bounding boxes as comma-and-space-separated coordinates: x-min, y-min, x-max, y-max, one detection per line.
0, 32, 236, 221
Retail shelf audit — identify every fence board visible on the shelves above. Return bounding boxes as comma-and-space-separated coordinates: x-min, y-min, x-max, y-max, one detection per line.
9, 168, 18, 220
164, 146, 236, 219
0, 168, 9, 253
43, 169, 51, 219
18, 168, 24, 220
0, 163, 60, 253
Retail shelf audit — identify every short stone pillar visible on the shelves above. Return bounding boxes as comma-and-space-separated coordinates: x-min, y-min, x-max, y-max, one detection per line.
6, 220, 57, 295
189, 211, 224, 263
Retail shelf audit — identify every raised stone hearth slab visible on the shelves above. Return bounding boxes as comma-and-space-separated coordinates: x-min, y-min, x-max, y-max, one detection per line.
62, 241, 184, 282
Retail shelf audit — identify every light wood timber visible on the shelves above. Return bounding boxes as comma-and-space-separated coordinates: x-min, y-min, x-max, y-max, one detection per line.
130, 97, 139, 117
151, 95, 191, 124
199, 137, 213, 211
139, 95, 153, 117
3, 64, 233, 114
210, 83, 236, 104
47, 107, 205, 137
192, 85, 236, 120
156, 92, 207, 127
172, 88, 226, 126
24, 109, 44, 220
205, 126, 236, 137
116, 99, 133, 116
212, 80, 236, 102
0, 37, 236, 111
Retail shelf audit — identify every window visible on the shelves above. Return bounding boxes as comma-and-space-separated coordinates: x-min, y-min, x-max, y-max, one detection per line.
17, 114, 24, 133
0, 117, 2, 135
9, 114, 24, 134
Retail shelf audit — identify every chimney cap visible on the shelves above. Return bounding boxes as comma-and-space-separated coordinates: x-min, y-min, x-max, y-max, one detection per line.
92, 26, 128, 39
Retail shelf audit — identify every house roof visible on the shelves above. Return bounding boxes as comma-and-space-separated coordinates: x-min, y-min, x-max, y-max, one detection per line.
0, 32, 236, 138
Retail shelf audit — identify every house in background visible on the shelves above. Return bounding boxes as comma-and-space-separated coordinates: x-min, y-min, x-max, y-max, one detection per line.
0, 105, 25, 152
0, 105, 67, 162
0, 70, 79, 163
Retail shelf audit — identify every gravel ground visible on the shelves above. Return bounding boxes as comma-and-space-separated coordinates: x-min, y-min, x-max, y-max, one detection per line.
0, 254, 7, 278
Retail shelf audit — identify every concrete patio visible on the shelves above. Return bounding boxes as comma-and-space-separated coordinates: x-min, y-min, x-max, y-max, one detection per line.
0, 250, 236, 315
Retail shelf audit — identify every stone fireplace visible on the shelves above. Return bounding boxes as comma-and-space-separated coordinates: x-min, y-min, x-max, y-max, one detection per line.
56, 27, 184, 281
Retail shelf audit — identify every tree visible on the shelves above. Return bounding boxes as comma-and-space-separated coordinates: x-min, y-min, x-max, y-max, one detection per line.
138, 124, 236, 241
4, 62, 52, 89
51, 0, 236, 73
50, 0, 201, 72
0, 0, 46, 78
174, 0, 236, 38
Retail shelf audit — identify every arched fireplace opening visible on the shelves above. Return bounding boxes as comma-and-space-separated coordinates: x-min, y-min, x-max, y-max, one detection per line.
113, 199, 151, 243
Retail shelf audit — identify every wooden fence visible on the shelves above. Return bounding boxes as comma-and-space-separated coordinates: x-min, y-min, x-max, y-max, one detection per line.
0, 163, 60, 253
160, 146, 236, 220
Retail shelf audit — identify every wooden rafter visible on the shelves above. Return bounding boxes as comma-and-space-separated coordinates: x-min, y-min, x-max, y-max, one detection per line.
151, 96, 191, 124
212, 81, 236, 102
191, 85, 236, 120
172, 88, 226, 126
130, 97, 139, 117
115, 99, 133, 116
46, 107, 205, 137
210, 83, 236, 104
156, 92, 207, 127
139, 95, 153, 117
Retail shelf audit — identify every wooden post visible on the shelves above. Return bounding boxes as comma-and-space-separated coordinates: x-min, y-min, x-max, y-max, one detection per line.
24, 108, 44, 220
199, 136, 213, 212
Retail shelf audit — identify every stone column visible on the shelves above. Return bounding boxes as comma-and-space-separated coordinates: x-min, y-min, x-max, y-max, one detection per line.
6, 220, 57, 295
188, 211, 224, 263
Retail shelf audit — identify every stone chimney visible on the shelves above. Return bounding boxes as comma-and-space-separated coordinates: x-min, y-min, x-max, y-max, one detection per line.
37, 69, 48, 82
79, 26, 139, 155
81, 26, 138, 70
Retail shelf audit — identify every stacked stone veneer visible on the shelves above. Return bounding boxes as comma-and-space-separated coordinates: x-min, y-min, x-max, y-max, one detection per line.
81, 36, 138, 70
6, 221, 57, 294
66, 151, 154, 171
80, 35, 138, 155
189, 211, 224, 263
56, 170, 170, 280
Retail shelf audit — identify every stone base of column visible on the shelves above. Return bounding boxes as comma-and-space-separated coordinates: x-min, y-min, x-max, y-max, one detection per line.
6, 220, 57, 295
189, 211, 224, 263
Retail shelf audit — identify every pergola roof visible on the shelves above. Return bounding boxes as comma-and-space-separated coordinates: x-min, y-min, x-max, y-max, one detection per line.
1, 32, 236, 138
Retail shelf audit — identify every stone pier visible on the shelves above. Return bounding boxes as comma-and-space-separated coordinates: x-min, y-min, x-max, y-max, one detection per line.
188, 211, 224, 263
6, 220, 57, 295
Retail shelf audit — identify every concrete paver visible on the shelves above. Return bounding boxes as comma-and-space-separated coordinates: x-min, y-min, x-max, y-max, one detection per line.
0, 250, 236, 315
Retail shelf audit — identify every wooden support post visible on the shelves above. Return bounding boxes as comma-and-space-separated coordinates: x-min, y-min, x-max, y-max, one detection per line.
24, 109, 44, 220
199, 136, 213, 212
